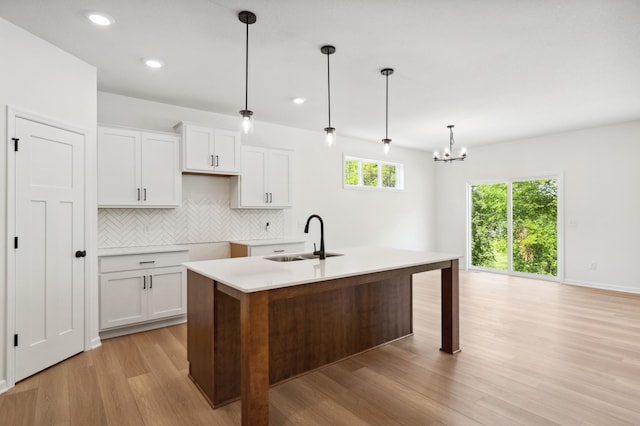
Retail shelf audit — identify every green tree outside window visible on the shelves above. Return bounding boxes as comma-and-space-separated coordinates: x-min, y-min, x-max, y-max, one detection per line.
345, 160, 359, 185
362, 162, 378, 187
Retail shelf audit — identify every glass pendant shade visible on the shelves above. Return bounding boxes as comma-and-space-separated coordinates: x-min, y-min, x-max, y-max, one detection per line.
240, 109, 253, 134
325, 127, 336, 147
383, 139, 391, 155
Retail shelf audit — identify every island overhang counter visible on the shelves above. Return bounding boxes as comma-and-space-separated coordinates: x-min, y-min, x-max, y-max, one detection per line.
184, 246, 461, 426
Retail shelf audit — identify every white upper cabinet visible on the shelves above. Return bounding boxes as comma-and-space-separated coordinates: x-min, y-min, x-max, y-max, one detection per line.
98, 126, 181, 208
175, 122, 241, 174
230, 146, 293, 208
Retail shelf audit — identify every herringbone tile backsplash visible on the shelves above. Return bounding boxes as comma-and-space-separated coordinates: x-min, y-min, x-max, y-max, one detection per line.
98, 199, 284, 248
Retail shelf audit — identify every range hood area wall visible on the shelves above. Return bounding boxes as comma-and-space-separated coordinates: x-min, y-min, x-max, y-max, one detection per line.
97, 91, 436, 253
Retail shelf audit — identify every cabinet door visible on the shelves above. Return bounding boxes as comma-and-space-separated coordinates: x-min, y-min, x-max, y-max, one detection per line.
213, 129, 241, 173
147, 266, 187, 320
183, 124, 214, 172
240, 147, 268, 206
98, 127, 141, 206
100, 270, 147, 329
141, 133, 181, 207
267, 150, 293, 207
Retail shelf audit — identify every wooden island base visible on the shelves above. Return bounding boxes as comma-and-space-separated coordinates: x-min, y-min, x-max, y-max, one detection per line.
187, 259, 459, 425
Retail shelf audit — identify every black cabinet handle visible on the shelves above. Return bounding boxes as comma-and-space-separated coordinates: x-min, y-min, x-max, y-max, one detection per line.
75, 250, 86, 258
150, 275, 153, 289
143, 276, 146, 290
137, 188, 141, 201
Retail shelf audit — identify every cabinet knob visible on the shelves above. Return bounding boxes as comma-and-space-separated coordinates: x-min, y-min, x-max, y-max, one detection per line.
75, 250, 87, 258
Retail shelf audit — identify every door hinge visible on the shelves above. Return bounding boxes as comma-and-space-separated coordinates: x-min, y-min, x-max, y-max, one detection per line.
14, 334, 18, 347
14, 236, 18, 249
12, 137, 19, 152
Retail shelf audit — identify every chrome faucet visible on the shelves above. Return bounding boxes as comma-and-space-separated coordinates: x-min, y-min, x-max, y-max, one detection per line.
304, 214, 325, 260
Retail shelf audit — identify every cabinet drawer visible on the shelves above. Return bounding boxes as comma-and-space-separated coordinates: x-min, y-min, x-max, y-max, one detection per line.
99, 250, 188, 273
249, 243, 305, 257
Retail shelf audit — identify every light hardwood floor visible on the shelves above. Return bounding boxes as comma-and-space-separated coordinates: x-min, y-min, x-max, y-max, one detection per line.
2, 270, 640, 425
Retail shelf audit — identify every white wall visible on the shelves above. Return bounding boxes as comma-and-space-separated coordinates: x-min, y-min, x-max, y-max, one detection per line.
0, 17, 97, 390
435, 120, 640, 293
97, 92, 436, 253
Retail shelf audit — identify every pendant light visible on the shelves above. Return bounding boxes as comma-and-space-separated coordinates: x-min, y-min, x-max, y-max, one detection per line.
381, 68, 394, 155
238, 11, 256, 134
321, 45, 336, 146
433, 125, 467, 162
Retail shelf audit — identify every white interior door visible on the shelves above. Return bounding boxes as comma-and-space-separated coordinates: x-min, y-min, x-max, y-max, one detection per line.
14, 117, 85, 382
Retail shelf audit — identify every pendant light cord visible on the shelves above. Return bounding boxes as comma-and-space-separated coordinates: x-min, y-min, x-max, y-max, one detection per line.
244, 21, 249, 111
327, 52, 331, 128
385, 73, 389, 139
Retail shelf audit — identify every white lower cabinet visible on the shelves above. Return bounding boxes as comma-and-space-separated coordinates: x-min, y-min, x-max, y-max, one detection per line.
99, 249, 187, 331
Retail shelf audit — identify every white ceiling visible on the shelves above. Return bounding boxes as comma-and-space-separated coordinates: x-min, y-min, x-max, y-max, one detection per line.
1, 0, 639, 151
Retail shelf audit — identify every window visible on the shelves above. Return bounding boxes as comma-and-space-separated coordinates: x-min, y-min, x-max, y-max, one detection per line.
343, 155, 403, 190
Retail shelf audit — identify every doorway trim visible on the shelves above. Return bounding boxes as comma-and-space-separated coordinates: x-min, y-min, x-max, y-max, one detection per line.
465, 173, 565, 282
5, 105, 97, 390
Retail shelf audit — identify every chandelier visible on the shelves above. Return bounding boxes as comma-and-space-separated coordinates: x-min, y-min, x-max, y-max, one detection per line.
433, 125, 467, 162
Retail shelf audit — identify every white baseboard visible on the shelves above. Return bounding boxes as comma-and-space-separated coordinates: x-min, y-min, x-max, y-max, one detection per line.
89, 336, 102, 350
0, 379, 9, 395
99, 315, 186, 340
564, 279, 640, 295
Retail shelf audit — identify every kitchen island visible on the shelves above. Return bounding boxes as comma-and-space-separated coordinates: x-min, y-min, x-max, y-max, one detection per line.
184, 246, 461, 426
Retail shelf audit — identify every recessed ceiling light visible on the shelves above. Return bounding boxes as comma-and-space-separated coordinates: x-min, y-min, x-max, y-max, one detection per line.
86, 12, 114, 26
292, 97, 306, 104
145, 59, 164, 69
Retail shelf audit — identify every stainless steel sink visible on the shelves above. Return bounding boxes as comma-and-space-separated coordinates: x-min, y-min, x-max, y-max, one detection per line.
265, 255, 306, 262
297, 252, 343, 259
265, 252, 343, 262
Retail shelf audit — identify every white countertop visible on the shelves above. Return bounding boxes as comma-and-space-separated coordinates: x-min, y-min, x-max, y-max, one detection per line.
230, 239, 306, 247
183, 246, 461, 293
98, 245, 189, 257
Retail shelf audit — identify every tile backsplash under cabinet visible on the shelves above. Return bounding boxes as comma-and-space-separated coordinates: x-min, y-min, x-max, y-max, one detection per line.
98, 198, 284, 248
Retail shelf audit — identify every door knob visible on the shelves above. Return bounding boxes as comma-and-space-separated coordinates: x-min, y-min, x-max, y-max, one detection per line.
75, 250, 87, 258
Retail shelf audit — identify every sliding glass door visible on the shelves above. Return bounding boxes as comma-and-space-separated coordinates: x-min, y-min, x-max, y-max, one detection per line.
469, 178, 559, 278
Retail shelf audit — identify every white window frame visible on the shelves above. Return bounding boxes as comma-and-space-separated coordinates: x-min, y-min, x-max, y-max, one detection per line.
343, 155, 404, 191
